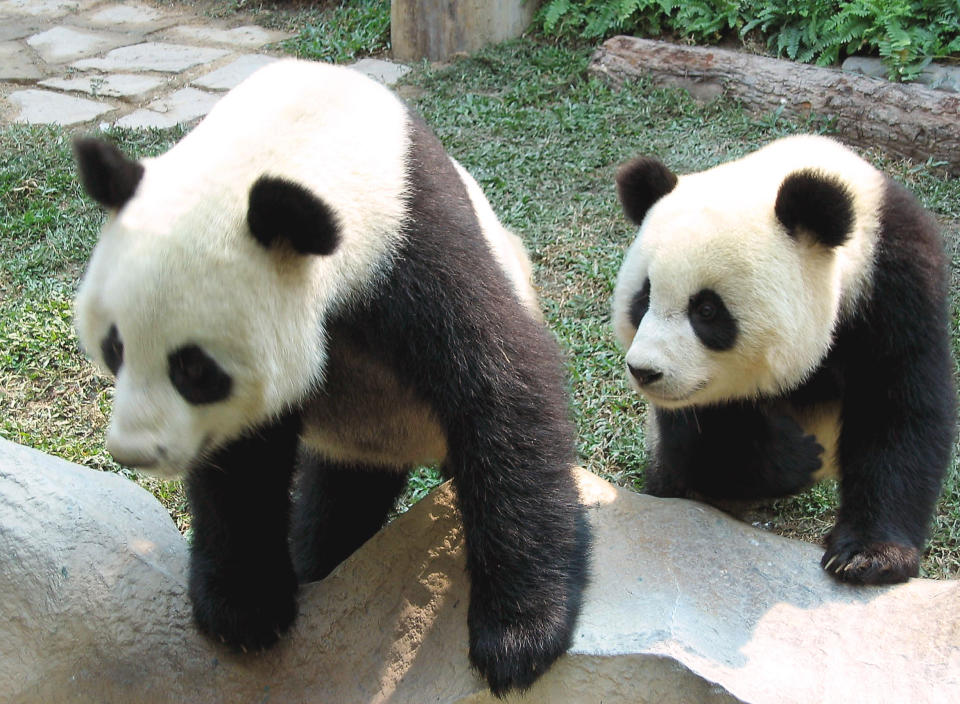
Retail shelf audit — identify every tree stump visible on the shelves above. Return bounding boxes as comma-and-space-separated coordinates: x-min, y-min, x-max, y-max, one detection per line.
589, 36, 960, 175
391, 0, 537, 62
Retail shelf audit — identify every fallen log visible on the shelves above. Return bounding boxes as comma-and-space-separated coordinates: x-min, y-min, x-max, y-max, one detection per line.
589, 36, 960, 175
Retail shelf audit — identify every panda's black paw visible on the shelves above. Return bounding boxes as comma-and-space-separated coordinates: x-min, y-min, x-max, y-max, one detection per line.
821, 526, 919, 585
468, 609, 572, 697
644, 466, 689, 498
763, 413, 823, 492
189, 568, 299, 652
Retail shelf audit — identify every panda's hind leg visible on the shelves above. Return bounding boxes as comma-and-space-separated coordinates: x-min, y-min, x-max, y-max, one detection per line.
289, 453, 409, 583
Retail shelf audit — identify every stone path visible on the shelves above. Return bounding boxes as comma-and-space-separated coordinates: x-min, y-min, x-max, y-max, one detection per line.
0, 0, 411, 129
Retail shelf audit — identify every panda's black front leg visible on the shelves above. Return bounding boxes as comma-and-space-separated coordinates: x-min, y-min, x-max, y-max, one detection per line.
643, 407, 699, 498
453, 449, 589, 697
186, 413, 302, 651
649, 403, 823, 500
823, 355, 954, 585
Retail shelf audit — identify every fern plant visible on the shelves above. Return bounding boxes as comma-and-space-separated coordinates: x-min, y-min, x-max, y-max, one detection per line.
535, 0, 960, 81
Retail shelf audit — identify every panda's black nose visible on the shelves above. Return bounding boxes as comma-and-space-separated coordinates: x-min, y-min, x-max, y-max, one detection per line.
628, 364, 663, 386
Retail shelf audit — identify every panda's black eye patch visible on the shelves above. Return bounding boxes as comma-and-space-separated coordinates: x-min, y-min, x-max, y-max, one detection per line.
688, 289, 738, 351
629, 278, 651, 328
168, 345, 232, 405
101, 324, 123, 375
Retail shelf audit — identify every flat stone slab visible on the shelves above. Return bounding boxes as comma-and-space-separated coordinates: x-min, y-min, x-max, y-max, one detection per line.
80, 3, 176, 31
39, 72, 163, 98
0, 0, 96, 18
8, 87, 112, 125
165, 24, 291, 49
0, 20, 39, 42
114, 86, 219, 129
26, 25, 131, 64
2, 438, 957, 703
190, 53, 277, 91
0, 41, 42, 80
72, 42, 229, 73
350, 57, 413, 86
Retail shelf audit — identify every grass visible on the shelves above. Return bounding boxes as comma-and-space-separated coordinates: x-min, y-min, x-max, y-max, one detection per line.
0, 125, 192, 530
2, 31, 958, 576
279, 0, 390, 63
172, 0, 392, 63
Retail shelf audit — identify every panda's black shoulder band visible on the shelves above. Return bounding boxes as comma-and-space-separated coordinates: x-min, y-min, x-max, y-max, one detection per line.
247, 176, 341, 256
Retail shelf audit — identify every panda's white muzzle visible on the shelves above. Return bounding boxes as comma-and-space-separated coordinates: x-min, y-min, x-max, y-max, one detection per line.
624, 314, 711, 407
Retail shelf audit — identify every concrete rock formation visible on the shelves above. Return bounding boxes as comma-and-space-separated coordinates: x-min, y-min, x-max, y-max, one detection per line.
0, 438, 957, 703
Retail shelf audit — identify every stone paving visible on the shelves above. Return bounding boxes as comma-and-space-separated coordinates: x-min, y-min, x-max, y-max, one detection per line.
0, 0, 412, 129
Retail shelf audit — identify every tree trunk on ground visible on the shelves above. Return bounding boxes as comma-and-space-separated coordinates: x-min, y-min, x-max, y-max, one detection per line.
589, 36, 960, 175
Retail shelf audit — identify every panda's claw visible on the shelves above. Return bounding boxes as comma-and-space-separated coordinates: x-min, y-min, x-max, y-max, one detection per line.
821, 527, 920, 585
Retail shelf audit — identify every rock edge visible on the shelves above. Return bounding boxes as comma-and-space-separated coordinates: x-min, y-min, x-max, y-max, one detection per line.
1, 438, 957, 703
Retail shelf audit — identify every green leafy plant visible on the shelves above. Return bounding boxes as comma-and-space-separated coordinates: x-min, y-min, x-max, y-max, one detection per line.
535, 0, 960, 80
540, 0, 741, 42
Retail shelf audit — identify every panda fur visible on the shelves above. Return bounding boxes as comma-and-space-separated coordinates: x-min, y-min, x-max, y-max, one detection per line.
612, 135, 955, 585
73, 59, 588, 696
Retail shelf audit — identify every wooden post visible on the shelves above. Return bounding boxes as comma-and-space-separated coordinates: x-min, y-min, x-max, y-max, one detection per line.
391, 0, 538, 62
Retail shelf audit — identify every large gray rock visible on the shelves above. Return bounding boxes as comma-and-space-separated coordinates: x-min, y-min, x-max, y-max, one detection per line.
0, 438, 957, 703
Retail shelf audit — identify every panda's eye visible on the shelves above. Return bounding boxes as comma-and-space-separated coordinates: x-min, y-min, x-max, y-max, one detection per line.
168, 345, 232, 405
100, 324, 123, 375
695, 300, 716, 321
688, 289, 738, 351
628, 278, 651, 328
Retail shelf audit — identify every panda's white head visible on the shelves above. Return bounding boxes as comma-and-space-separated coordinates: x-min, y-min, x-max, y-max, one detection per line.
72, 60, 410, 479
611, 135, 884, 408
72, 139, 344, 478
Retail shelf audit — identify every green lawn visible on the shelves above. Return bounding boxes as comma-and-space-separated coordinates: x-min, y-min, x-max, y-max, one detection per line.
2, 36, 958, 575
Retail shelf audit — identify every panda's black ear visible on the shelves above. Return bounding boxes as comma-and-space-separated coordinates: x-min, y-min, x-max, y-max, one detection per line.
73, 137, 144, 209
616, 156, 678, 226
775, 169, 854, 248
247, 176, 340, 256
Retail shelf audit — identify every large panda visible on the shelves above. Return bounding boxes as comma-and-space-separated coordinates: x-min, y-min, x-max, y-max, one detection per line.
72, 59, 588, 696
612, 135, 955, 585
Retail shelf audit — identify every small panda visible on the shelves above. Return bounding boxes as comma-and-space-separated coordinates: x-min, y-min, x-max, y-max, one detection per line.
72, 59, 588, 696
612, 135, 955, 585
